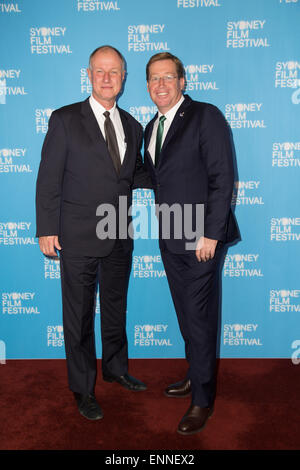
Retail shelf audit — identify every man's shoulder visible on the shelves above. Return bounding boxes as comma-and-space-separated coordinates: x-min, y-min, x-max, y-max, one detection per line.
186, 97, 229, 131
53, 100, 85, 117
186, 96, 221, 115
183, 97, 226, 127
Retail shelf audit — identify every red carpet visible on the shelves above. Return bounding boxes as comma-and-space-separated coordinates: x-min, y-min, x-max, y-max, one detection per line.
0, 359, 299, 451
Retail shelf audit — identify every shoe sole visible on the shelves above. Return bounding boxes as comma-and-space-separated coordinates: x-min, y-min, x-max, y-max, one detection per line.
79, 409, 103, 421
164, 391, 192, 398
103, 376, 147, 392
177, 409, 214, 436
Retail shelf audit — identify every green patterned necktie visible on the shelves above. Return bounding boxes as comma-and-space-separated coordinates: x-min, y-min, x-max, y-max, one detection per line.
154, 115, 166, 167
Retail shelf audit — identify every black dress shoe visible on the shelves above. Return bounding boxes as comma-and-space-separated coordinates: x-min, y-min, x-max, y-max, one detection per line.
103, 373, 147, 391
177, 404, 214, 435
165, 378, 191, 398
74, 393, 103, 420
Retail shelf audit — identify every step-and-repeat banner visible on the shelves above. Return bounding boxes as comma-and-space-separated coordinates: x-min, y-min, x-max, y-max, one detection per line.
1, 0, 300, 361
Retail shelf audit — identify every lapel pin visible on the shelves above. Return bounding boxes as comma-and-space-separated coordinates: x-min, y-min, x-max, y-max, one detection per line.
180, 112, 185, 117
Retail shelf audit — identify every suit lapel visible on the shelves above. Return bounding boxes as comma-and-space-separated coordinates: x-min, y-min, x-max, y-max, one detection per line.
144, 96, 193, 170
81, 99, 135, 176
80, 98, 117, 173
118, 107, 132, 173
145, 114, 156, 151
160, 95, 192, 154
81, 98, 106, 146
144, 114, 157, 169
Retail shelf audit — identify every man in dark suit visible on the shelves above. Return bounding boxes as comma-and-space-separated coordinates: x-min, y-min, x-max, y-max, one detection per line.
144, 52, 239, 435
36, 45, 152, 420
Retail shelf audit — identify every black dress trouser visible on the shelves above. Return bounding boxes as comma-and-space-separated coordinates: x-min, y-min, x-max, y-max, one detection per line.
160, 241, 225, 408
59, 240, 132, 395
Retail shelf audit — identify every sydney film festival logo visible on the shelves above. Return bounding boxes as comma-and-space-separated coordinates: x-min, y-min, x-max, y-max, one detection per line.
270, 217, 300, 242
0, 1, 21, 13
133, 189, 155, 207
80, 68, 92, 95
225, 103, 266, 129
0, 69, 27, 105
2, 292, 40, 315
226, 20, 270, 48
224, 253, 263, 278
134, 324, 172, 347
272, 142, 300, 167
223, 323, 262, 347
133, 255, 165, 279
184, 64, 219, 92
270, 290, 300, 313
0, 222, 37, 246
35, 108, 54, 134
44, 258, 60, 280
0, 148, 32, 174
177, 0, 221, 7
128, 24, 169, 52
47, 325, 64, 348
274, 60, 300, 105
77, 0, 120, 12
129, 105, 157, 128
232, 181, 264, 206
29, 27, 72, 55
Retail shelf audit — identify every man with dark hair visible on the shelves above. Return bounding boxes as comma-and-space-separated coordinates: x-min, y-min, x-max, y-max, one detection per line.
146, 51, 185, 81
144, 52, 239, 435
36, 46, 151, 420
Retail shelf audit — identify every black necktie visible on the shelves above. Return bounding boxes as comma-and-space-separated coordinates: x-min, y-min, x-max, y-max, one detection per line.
155, 115, 166, 167
103, 111, 121, 174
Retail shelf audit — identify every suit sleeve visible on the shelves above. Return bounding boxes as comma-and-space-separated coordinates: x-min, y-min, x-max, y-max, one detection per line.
132, 124, 154, 190
201, 105, 235, 241
35, 111, 67, 237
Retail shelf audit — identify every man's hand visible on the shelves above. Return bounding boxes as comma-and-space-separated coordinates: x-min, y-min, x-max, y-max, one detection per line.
196, 237, 218, 262
38, 235, 61, 257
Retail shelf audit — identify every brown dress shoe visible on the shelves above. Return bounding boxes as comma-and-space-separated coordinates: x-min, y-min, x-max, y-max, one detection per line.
177, 404, 214, 435
164, 378, 191, 398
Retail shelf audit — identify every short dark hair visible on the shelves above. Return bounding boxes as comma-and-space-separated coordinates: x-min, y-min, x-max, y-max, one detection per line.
89, 45, 125, 70
146, 52, 185, 81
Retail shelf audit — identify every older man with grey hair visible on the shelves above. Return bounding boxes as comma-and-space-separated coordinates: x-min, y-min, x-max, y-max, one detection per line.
36, 45, 152, 420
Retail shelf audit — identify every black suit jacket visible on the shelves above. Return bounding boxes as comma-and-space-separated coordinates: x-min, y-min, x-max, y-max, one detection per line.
144, 95, 239, 254
36, 98, 152, 256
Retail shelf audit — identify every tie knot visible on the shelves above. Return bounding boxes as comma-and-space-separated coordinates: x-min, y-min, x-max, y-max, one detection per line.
103, 111, 110, 119
159, 115, 166, 123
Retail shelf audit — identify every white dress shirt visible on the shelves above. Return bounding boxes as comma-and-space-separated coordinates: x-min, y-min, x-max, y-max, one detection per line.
147, 95, 185, 163
89, 94, 127, 163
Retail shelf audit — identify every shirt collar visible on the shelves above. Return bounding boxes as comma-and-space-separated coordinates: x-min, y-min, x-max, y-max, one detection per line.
158, 95, 185, 122
89, 94, 117, 118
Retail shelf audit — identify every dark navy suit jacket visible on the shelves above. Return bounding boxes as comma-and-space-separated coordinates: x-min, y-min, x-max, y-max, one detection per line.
36, 98, 152, 256
144, 94, 239, 254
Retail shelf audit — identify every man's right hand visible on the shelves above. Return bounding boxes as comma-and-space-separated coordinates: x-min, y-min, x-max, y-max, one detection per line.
38, 235, 62, 257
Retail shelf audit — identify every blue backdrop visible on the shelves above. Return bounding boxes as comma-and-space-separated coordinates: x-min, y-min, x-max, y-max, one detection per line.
1, 0, 300, 361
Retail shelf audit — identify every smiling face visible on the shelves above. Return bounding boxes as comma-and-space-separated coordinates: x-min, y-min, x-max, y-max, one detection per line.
87, 48, 125, 110
147, 59, 185, 114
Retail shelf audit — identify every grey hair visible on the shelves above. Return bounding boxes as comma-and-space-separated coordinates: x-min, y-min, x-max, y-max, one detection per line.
88, 45, 125, 70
